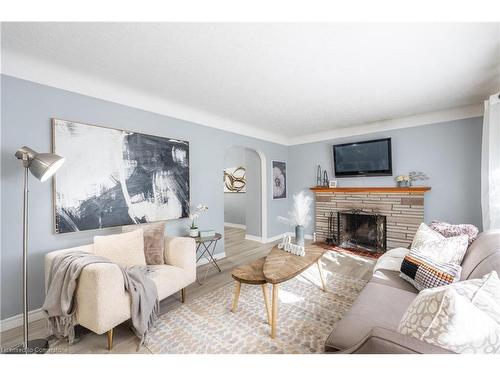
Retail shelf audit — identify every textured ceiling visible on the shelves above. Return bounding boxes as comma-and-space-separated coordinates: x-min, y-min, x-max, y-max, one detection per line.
2, 23, 499, 142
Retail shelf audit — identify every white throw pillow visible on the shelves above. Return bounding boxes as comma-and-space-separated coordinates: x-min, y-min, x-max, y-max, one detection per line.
94, 229, 146, 267
411, 223, 468, 264
397, 271, 500, 354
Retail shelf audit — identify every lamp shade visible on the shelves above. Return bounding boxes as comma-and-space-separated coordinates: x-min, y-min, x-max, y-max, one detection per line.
15, 146, 65, 182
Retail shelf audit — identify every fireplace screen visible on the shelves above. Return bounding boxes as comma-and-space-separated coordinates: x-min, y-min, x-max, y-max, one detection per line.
337, 210, 387, 253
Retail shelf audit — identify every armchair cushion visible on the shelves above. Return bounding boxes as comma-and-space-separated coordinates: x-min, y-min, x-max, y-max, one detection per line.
123, 222, 165, 265
94, 229, 146, 267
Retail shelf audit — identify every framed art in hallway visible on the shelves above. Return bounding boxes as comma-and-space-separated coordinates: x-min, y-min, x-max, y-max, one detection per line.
272, 160, 287, 199
52, 119, 190, 233
223, 166, 247, 193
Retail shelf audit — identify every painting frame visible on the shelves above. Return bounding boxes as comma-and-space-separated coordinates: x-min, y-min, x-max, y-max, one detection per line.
272, 160, 287, 200
223, 166, 247, 193
51, 118, 190, 234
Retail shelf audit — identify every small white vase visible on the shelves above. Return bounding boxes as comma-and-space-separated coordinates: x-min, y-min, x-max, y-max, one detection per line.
189, 228, 199, 237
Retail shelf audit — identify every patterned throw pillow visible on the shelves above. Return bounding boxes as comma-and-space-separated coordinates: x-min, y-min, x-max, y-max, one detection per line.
429, 221, 479, 246
400, 251, 462, 291
397, 271, 500, 354
123, 221, 165, 265
410, 223, 469, 265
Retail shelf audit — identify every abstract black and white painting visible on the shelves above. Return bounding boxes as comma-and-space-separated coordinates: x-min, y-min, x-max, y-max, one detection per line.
272, 160, 287, 199
53, 119, 190, 233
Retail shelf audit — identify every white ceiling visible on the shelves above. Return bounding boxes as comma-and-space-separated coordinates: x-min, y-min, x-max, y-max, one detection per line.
2, 22, 500, 144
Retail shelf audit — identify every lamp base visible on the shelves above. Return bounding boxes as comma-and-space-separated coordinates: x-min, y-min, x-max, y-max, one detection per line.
4, 339, 49, 354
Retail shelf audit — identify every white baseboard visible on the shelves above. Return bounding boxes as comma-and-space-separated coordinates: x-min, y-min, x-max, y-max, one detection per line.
244, 234, 264, 243
0, 308, 45, 333
196, 251, 226, 266
224, 222, 246, 230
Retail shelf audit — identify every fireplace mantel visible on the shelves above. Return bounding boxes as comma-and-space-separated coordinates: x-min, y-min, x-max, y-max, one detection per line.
310, 186, 431, 193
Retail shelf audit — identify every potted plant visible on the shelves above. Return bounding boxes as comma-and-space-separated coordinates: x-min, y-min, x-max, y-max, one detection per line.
189, 203, 208, 237
278, 191, 312, 247
395, 175, 410, 187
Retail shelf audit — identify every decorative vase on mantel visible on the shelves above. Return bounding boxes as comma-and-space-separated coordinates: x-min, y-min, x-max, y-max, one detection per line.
295, 225, 305, 247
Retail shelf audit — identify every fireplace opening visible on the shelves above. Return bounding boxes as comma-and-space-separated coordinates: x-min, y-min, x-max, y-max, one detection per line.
336, 210, 387, 253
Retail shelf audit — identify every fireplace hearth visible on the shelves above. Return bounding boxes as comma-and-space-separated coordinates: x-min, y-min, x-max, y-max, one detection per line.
335, 209, 387, 253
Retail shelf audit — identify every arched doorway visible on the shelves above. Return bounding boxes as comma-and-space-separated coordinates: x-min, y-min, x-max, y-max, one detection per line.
223, 146, 267, 255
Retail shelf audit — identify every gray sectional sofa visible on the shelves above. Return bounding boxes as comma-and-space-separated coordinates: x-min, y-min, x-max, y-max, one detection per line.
325, 230, 500, 354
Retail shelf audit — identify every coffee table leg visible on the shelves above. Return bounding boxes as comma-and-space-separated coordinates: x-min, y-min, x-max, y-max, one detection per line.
261, 284, 272, 325
317, 259, 327, 292
231, 281, 241, 312
271, 284, 279, 338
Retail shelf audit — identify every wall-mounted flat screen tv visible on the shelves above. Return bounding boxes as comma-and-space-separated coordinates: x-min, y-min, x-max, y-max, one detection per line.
333, 138, 392, 177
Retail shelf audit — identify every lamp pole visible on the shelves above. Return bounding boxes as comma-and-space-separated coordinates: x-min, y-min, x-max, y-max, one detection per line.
22, 164, 29, 352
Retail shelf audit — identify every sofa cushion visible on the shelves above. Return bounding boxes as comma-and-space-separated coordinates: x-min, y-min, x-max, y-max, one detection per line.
397, 271, 500, 353
93, 229, 146, 268
325, 281, 417, 351
410, 223, 468, 265
148, 265, 193, 300
371, 269, 418, 293
400, 252, 462, 291
429, 221, 479, 246
123, 222, 165, 265
461, 230, 500, 279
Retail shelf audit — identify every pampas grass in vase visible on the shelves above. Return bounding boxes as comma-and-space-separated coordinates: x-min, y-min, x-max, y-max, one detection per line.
278, 191, 313, 247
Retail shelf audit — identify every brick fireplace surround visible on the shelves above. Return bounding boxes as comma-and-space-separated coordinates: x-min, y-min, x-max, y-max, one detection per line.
311, 186, 431, 250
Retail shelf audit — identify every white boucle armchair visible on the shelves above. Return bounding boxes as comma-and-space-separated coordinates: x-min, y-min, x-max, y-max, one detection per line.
44, 236, 196, 350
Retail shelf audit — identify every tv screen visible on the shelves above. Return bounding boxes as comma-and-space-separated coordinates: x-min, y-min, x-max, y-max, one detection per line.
333, 138, 392, 177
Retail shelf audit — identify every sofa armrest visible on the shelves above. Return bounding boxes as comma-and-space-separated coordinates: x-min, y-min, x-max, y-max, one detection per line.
76, 263, 131, 334
338, 327, 455, 354
45, 244, 94, 292
164, 236, 196, 275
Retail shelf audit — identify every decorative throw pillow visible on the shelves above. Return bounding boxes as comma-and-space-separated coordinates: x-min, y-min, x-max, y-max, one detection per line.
429, 221, 479, 246
410, 223, 469, 265
397, 271, 500, 354
94, 229, 146, 267
400, 251, 462, 290
123, 222, 165, 265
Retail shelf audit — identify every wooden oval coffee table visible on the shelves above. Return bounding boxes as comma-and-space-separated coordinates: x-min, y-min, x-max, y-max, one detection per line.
229, 244, 327, 339
263, 244, 327, 338
231, 257, 272, 325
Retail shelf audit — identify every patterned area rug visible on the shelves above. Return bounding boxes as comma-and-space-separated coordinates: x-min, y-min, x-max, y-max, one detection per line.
147, 252, 373, 354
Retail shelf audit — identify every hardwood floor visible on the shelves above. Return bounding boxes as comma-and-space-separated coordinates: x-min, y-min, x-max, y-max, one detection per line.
0, 227, 374, 354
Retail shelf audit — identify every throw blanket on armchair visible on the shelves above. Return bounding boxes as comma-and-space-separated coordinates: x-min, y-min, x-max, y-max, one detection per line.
42, 251, 159, 348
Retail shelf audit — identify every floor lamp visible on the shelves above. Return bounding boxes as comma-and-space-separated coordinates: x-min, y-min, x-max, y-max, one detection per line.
14, 146, 65, 354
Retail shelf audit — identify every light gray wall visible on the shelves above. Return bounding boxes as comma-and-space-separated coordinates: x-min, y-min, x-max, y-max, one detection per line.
0, 75, 289, 319
288, 117, 483, 236
223, 147, 246, 226
245, 149, 261, 237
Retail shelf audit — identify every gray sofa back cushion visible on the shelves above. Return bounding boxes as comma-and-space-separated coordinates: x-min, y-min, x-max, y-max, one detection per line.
461, 230, 500, 280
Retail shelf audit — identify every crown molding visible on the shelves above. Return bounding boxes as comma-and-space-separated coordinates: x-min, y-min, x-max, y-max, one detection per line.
2, 50, 484, 147
287, 104, 484, 145
1, 50, 289, 145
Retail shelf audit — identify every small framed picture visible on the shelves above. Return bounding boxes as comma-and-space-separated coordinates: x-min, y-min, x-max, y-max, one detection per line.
329, 180, 337, 188
272, 160, 287, 199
